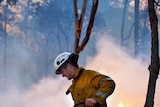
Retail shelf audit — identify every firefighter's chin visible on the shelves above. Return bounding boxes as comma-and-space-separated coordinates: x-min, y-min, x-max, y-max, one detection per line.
68, 77, 72, 80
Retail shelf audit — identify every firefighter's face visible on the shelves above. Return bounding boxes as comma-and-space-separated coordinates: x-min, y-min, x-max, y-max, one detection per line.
60, 64, 73, 80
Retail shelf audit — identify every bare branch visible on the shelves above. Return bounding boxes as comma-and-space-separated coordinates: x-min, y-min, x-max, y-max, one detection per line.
154, 0, 160, 6
73, 0, 87, 54
73, 0, 80, 53
73, 0, 98, 54
78, 0, 98, 52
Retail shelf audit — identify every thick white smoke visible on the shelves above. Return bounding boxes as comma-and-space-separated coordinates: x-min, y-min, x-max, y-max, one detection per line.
0, 77, 73, 107
85, 35, 160, 107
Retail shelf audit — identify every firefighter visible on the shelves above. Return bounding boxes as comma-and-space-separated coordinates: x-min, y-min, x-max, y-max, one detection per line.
54, 52, 115, 107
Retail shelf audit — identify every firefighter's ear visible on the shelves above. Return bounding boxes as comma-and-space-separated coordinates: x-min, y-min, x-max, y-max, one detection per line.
66, 63, 72, 70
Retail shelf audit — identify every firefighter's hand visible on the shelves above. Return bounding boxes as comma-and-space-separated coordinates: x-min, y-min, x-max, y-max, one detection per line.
85, 98, 97, 107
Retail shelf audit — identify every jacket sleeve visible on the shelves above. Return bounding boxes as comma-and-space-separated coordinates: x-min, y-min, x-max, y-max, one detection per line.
90, 75, 116, 105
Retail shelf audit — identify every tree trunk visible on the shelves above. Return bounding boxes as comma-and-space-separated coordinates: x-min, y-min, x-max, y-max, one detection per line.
3, 5, 8, 77
144, 0, 159, 107
121, 0, 129, 46
134, 0, 140, 55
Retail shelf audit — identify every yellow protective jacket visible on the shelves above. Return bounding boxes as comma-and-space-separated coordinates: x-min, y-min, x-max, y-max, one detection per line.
66, 67, 115, 107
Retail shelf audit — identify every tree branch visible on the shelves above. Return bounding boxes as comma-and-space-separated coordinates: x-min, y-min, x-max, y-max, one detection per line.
78, 0, 98, 52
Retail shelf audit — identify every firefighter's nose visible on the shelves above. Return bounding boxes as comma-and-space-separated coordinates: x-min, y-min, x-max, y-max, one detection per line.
61, 73, 65, 77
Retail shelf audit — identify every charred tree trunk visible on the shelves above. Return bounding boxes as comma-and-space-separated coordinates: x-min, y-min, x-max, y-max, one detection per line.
144, 0, 159, 107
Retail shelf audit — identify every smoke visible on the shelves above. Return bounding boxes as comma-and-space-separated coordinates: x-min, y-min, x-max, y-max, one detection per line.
0, 34, 160, 107
0, 77, 73, 107
21, 77, 73, 107
85, 35, 160, 107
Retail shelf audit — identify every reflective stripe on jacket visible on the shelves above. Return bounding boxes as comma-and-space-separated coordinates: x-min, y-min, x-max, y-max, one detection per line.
66, 67, 115, 107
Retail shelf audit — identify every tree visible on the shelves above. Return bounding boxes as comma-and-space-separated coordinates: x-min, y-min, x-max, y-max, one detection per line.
139, 8, 150, 59
121, 0, 140, 56
121, 0, 133, 46
134, 0, 140, 55
73, 0, 98, 54
119, 0, 150, 57
144, 0, 159, 107
31, 0, 74, 76
0, 0, 17, 77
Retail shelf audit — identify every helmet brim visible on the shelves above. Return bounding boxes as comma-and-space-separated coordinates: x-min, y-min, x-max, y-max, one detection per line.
55, 60, 67, 75
55, 70, 61, 74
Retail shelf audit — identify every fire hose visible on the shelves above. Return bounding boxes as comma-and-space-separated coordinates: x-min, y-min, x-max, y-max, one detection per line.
73, 101, 101, 107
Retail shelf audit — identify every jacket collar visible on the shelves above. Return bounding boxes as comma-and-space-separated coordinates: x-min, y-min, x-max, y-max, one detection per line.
66, 67, 85, 95
73, 67, 84, 79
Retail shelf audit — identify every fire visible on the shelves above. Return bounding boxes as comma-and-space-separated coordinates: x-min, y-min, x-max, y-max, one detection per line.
118, 101, 125, 107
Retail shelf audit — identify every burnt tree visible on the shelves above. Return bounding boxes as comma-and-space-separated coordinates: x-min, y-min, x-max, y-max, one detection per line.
144, 0, 159, 107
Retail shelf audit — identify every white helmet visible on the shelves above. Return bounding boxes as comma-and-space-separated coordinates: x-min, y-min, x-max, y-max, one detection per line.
54, 52, 71, 74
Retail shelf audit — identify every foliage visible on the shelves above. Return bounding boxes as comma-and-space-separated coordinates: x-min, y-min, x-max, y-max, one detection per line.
0, 0, 17, 5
